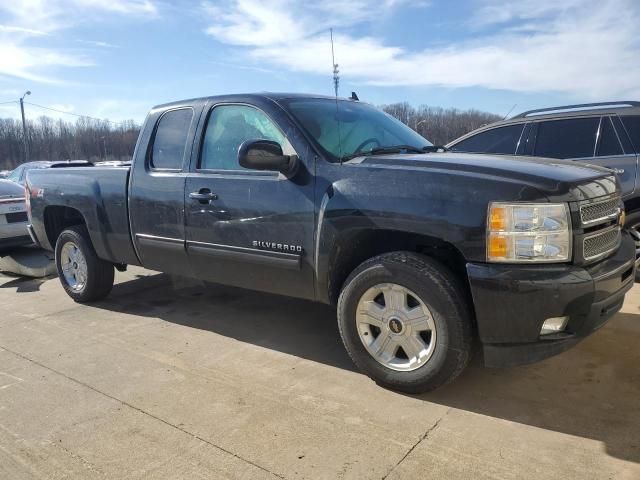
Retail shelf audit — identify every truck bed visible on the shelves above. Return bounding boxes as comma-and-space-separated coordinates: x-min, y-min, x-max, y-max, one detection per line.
27, 165, 140, 266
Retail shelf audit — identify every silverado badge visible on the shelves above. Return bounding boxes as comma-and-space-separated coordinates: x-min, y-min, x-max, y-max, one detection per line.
252, 240, 303, 253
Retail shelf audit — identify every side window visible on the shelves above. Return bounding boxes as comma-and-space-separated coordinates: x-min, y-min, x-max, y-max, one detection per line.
534, 117, 599, 159
151, 108, 193, 170
199, 105, 287, 171
517, 123, 537, 155
621, 115, 640, 154
596, 117, 623, 157
450, 124, 524, 155
612, 116, 634, 153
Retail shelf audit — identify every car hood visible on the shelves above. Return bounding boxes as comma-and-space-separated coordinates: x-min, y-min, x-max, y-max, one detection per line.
353, 152, 618, 201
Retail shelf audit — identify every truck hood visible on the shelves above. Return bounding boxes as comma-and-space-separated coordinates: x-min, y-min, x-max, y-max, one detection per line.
354, 152, 618, 201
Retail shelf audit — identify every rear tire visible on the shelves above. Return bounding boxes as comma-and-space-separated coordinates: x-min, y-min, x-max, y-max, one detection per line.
55, 225, 114, 302
337, 251, 472, 393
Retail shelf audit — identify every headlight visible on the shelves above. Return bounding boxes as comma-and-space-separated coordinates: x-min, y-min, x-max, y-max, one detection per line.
487, 202, 571, 263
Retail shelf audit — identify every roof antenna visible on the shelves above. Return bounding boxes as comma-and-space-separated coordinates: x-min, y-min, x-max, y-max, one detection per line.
331, 28, 339, 97
350, 91, 359, 101
503, 103, 517, 120
330, 28, 344, 164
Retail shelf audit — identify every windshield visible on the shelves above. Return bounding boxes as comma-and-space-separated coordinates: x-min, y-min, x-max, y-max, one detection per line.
282, 98, 432, 161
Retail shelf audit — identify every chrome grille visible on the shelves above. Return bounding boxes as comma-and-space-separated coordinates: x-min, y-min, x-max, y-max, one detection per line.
580, 198, 620, 225
583, 227, 621, 261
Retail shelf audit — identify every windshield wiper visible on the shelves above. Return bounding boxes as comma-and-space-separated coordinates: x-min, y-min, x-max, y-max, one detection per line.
422, 145, 448, 153
340, 145, 428, 162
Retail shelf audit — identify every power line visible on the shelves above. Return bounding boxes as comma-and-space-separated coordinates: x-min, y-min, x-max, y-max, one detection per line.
0, 100, 18, 106
24, 101, 129, 125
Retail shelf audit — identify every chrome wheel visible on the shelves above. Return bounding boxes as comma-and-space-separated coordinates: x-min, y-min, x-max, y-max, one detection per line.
60, 241, 88, 292
356, 283, 437, 372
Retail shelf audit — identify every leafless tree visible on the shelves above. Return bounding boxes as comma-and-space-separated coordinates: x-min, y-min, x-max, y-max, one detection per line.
0, 116, 140, 170
0, 103, 501, 171
382, 102, 501, 145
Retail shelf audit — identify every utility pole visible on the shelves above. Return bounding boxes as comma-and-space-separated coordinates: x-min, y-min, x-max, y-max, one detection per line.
19, 91, 31, 163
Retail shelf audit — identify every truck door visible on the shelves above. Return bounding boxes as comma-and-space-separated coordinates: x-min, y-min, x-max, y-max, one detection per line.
129, 106, 200, 275
183, 101, 316, 300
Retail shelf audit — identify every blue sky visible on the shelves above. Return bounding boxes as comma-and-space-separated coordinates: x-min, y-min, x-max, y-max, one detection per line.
0, 0, 638, 124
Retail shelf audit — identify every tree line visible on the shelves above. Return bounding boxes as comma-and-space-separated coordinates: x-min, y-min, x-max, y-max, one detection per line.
0, 116, 140, 170
382, 102, 502, 146
0, 103, 502, 170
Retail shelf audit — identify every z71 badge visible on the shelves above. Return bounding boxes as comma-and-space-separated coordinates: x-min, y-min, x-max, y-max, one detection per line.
252, 240, 303, 254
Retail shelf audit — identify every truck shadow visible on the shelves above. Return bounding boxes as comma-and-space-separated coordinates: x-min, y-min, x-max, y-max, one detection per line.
0, 274, 53, 293
95, 272, 640, 465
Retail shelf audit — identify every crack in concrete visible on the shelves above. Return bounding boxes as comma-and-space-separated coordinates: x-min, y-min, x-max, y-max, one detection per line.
0, 344, 286, 480
381, 408, 450, 480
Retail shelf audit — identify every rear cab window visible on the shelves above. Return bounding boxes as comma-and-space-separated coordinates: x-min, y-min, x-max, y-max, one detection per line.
150, 108, 194, 170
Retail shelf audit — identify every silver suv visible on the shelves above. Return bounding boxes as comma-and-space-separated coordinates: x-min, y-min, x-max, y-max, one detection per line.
447, 101, 640, 277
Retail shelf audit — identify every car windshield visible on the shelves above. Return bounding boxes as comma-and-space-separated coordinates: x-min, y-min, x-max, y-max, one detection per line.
282, 98, 432, 161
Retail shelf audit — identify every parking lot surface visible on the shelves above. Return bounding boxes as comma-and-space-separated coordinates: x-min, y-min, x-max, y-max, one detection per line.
1, 266, 639, 479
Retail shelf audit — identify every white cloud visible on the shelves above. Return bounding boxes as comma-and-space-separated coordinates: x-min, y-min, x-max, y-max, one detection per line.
472, 0, 586, 26
0, 0, 157, 33
202, 0, 640, 98
77, 40, 119, 48
0, 0, 158, 84
0, 25, 48, 36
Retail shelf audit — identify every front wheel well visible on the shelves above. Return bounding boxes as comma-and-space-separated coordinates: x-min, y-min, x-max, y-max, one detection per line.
44, 206, 86, 248
624, 197, 640, 216
327, 229, 471, 307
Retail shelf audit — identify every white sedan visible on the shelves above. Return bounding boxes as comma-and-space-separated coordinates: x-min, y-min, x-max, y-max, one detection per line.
0, 179, 31, 252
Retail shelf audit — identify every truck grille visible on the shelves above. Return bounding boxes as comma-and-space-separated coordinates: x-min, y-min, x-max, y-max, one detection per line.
580, 198, 620, 225
583, 226, 621, 261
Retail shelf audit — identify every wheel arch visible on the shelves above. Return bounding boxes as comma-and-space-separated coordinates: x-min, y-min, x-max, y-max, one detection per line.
624, 196, 640, 217
323, 228, 473, 313
43, 205, 87, 249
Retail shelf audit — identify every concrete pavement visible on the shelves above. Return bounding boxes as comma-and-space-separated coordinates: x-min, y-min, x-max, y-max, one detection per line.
0, 266, 639, 479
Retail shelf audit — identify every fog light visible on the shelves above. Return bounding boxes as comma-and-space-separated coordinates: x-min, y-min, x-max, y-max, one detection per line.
540, 316, 569, 335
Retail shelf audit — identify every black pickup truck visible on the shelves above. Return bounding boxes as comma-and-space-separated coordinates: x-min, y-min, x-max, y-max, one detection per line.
26, 94, 635, 392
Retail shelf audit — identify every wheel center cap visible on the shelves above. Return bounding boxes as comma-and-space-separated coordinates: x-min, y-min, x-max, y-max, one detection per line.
388, 317, 404, 334
73, 262, 78, 269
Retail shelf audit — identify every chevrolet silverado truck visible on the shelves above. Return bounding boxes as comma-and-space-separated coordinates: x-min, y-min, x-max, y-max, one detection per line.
26, 94, 635, 393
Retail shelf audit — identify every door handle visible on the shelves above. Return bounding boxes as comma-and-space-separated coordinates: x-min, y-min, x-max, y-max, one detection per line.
189, 190, 218, 203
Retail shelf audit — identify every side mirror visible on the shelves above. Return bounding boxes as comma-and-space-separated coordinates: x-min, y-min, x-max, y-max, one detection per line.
238, 139, 297, 175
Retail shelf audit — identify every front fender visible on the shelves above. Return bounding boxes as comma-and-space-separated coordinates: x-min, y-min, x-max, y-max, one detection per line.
313, 167, 546, 303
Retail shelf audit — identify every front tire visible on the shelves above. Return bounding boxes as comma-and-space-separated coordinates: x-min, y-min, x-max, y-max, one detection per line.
625, 209, 640, 282
337, 252, 472, 393
55, 225, 114, 302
